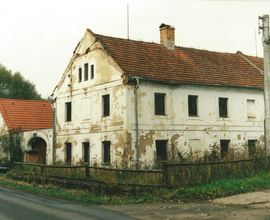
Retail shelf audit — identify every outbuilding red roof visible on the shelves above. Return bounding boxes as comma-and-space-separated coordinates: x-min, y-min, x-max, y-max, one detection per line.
93, 32, 263, 89
0, 98, 53, 132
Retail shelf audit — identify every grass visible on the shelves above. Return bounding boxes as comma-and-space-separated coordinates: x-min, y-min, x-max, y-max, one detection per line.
1, 172, 270, 204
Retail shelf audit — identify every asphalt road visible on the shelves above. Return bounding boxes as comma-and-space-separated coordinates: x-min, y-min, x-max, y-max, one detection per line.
0, 187, 134, 220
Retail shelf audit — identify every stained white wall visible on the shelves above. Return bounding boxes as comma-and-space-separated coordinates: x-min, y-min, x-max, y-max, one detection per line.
53, 31, 265, 168
125, 81, 264, 166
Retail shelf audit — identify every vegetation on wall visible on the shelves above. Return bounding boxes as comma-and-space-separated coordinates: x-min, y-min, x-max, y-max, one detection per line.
0, 131, 23, 165
0, 64, 41, 99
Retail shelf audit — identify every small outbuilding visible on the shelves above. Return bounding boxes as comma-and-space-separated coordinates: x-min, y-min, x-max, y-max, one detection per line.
0, 98, 53, 164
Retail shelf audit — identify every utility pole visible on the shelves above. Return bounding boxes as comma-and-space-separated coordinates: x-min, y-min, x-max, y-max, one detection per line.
259, 15, 270, 156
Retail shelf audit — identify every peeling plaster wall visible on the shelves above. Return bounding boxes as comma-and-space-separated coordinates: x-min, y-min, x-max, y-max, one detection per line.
54, 30, 264, 168
54, 30, 133, 167
126, 81, 264, 166
22, 129, 53, 164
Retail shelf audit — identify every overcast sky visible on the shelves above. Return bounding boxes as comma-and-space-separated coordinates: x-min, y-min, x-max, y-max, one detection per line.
0, 0, 269, 97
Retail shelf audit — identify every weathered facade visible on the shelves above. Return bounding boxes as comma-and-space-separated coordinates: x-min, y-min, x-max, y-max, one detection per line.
0, 99, 53, 164
53, 24, 264, 167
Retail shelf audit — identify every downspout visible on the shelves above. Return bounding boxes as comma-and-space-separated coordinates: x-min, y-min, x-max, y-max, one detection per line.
134, 77, 140, 168
49, 97, 56, 165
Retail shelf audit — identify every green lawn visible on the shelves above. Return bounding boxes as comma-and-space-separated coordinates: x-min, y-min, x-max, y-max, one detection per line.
1, 172, 270, 204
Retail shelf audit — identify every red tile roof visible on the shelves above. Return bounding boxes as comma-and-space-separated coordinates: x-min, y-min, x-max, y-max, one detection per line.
0, 99, 53, 132
93, 32, 263, 89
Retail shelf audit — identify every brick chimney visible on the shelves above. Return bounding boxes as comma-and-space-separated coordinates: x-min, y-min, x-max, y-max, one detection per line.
159, 23, 175, 50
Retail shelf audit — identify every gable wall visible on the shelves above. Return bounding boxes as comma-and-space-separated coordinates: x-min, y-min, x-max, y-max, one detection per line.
54, 31, 131, 166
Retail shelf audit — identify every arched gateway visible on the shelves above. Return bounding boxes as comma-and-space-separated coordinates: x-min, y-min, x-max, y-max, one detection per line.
25, 137, 47, 164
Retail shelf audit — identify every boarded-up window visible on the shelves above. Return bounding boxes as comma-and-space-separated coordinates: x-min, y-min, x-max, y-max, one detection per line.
188, 95, 198, 116
247, 99, 256, 118
219, 97, 228, 118
78, 68, 82, 82
84, 63, 89, 81
65, 102, 72, 122
188, 139, 201, 152
156, 140, 167, 161
102, 141, 111, 164
91, 64, 94, 79
155, 93, 165, 115
102, 94, 110, 117
220, 140, 230, 158
248, 140, 257, 157
65, 143, 72, 165
83, 142, 90, 163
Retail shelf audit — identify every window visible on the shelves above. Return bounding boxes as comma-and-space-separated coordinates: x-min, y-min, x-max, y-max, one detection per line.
247, 99, 256, 119
65, 102, 72, 122
102, 141, 111, 164
155, 140, 167, 161
219, 97, 228, 118
65, 142, 72, 165
155, 93, 165, 115
188, 95, 198, 116
82, 142, 90, 163
91, 64, 94, 79
220, 140, 230, 158
248, 140, 257, 157
78, 68, 82, 82
84, 63, 89, 81
102, 94, 110, 117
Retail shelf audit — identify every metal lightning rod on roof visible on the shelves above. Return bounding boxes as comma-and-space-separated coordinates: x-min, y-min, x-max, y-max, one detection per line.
127, 4, 130, 40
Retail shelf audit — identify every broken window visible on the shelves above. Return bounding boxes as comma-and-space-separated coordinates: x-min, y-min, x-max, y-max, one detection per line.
102, 94, 110, 117
247, 99, 256, 119
91, 64, 94, 79
102, 141, 111, 164
65, 142, 72, 165
155, 93, 165, 115
220, 140, 230, 159
84, 63, 88, 81
248, 140, 257, 157
156, 140, 168, 161
82, 142, 90, 163
65, 102, 72, 122
188, 95, 198, 116
219, 97, 228, 118
78, 67, 82, 82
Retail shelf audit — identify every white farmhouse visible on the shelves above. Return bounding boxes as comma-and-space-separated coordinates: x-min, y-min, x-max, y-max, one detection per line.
52, 24, 264, 168
0, 98, 53, 164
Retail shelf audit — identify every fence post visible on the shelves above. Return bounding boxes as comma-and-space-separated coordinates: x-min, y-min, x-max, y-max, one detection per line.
162, 162, 169, 186
84, 163, 90, 178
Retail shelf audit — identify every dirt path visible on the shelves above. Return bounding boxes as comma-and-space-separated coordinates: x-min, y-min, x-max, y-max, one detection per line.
106, 190, 270, 219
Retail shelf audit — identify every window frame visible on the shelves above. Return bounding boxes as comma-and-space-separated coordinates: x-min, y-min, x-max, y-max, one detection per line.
220, 139, 230, 159
84, 63, 89, 81
82, 142, 90, 164
65, 142, 72, 165
91, 64, 94, 79
219, 97, 228, 118
65, 102, 72, 122
247, 99, 256, 119
188, 95, 198, 117
155, 140, 168, 161
154, 93, 166, 116
102, 141, 111, 164
248, 139, 257, 157
78, 67, 82, 82
102, 94, 110, 117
